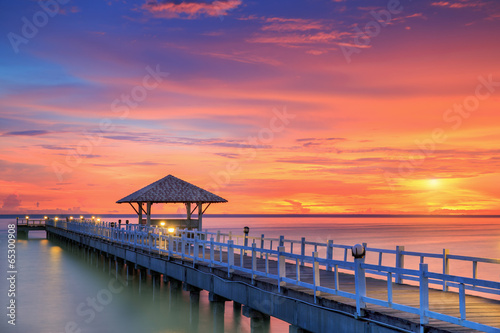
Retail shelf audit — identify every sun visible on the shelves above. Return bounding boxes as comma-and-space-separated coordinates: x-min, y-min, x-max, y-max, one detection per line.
428, 179, 440, 188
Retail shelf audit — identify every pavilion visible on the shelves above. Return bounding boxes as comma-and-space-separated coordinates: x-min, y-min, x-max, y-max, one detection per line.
116, 174, 227, 230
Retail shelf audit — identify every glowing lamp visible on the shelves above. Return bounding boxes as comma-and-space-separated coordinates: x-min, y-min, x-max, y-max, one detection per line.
160, 221, 166, 227
44, 216, 48, 220
80, 215, 84, 220
351, 244, 366, 259
97, 218, 101, 222
26, 216, 29, 219
167, 227, 175, 233
69, 216, 73, 220
55, 217, 59, 221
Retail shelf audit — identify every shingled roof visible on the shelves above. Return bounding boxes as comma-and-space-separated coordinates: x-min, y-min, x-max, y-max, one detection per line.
116, 175, 227, 204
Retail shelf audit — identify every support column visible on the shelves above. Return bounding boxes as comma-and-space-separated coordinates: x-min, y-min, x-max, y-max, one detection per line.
209, 293, 227, 333
184, 284, 201, 332
186, 202, 192, 220
138, 202, 143, 225
198, 202, 203, 232
242, 306, 270, 333
146, 202, 152, 227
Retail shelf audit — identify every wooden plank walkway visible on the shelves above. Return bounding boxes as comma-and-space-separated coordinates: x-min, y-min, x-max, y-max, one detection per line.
167, 244, 500, 333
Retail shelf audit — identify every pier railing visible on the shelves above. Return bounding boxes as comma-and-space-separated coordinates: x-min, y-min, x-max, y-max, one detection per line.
46, 220, 500, 333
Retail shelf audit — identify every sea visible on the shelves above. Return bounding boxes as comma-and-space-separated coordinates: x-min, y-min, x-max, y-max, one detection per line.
1, 216, 499, 333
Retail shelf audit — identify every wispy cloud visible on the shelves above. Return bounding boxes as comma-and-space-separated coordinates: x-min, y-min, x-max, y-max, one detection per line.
142, 0, 242, 19
3, 130, 51, 136
431, 1, 486, 9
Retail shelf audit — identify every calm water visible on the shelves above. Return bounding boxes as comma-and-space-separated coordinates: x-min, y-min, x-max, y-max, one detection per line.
1, 217, 499, 332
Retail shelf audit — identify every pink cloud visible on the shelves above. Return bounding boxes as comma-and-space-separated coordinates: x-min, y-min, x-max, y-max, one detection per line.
143, 0, 242, 19
431, 1, 486, 9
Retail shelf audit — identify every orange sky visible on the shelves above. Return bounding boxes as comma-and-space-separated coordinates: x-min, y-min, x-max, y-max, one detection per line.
1, 0, 500, 215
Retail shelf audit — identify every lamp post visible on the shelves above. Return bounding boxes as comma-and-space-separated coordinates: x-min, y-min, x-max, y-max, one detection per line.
243, 226, 250, 255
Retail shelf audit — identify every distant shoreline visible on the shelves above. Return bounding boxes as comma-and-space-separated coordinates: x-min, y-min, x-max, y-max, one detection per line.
1, 213, 499, 218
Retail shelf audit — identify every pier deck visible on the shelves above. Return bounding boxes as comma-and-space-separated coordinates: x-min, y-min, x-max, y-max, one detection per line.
41, 219, 500, 333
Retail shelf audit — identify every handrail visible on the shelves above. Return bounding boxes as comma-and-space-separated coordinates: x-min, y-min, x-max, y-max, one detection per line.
45, 219, 500, 333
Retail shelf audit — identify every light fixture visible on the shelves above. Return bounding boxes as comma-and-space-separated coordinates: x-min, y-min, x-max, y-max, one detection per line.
97, 218, 101, 222
160, 221, 166, 227
80, 215, 84, 220
243, 226, 250, 235
25, 216, 29, 219
44, 216, 48, 220
167, 227, 175, 233
55, 217, 59, 221
351, 244, 366, 259
69, 216, 73, 220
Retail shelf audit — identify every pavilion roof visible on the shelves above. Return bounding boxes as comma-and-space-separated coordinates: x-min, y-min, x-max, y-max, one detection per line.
116, 175, 227, 204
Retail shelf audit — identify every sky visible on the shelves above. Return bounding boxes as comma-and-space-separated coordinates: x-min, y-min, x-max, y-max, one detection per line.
1, 0, 500, 215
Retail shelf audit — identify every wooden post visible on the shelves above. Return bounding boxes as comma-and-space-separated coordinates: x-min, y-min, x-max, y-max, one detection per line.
138, 202, 143, 225
198, 202, 203, 232
459, 283, 466, 321
326, 240, 333, 271
354, 257, 366, 317
300, 237, 306, 266
146, 202, 152, 226
193, 236, 198, 266
395, 245, 405, 284
313, 252, 320, 301
419, 263, 429, 327
186, 202, 192, 219
251, 243, 257, 283
228, 240, 234, 276
260, 234, 265, 259
443, 248, 450, 291
278, 246, 286, 291
210, 237, 215, 269
168, 234, 173, 258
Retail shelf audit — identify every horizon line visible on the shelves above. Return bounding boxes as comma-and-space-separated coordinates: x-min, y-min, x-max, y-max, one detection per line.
2, 213, 500, 218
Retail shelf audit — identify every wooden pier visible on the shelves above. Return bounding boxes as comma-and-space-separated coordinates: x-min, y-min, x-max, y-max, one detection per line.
32, 218, 500, 333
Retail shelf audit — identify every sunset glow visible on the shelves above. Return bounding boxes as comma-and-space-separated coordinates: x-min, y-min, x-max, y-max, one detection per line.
1, 0, 500, 215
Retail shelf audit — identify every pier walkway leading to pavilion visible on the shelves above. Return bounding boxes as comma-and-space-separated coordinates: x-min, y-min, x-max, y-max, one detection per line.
41, 218, 500, 333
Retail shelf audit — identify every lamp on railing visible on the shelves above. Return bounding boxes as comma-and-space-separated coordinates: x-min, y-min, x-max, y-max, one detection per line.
351, 244, 366, 259
44, 216, 48, 220
243, 226, 250, 255
55, 217, 59, 221
97, 218, 101, 223
160, 221, 165, 227
69, 216, 73, 221
167, 227, 175, 234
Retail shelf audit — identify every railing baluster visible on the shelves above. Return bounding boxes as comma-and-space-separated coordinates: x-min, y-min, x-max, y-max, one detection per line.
443, 248, 450, 291
278, 246, 286, 291
419, 263, 429, 327
459, 283, 466, 320
387, 272, 393, 307
326, 240, 333, 271
228, 240, 234, 276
